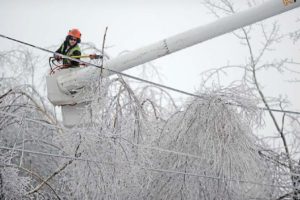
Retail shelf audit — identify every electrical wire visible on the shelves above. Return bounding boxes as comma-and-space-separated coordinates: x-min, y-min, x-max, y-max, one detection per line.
0, 146, 295, 190
1, 35, 299, 196
0, 34, 300, 116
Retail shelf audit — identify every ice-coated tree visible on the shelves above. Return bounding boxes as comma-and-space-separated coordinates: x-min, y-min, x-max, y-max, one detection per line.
1, 2, 300, 199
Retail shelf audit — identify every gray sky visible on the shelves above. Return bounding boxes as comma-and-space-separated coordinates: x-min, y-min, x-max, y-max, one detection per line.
1, 0, 299, 114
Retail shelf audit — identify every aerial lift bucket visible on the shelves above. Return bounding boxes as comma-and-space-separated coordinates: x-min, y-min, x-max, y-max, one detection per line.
46, 67, 92, 127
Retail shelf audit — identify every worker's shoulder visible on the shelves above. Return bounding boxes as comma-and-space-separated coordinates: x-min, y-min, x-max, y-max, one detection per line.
73, 44, 81, 51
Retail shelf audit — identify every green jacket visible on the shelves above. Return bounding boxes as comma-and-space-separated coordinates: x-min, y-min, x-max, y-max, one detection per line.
56, 42, 81, 67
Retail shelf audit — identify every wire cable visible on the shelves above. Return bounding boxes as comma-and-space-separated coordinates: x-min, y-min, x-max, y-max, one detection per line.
1, 35, 298, 194
0, 33, 300, 116
0, 146, 295, 189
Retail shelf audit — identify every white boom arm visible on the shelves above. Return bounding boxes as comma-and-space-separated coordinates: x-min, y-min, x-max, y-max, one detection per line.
57, 0, 299, 91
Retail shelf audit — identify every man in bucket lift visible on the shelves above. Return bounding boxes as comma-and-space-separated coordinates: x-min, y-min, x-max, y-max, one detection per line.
54, 29, 102, 68
54, 28, 82, 68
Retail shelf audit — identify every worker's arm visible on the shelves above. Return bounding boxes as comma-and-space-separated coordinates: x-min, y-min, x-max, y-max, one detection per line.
54, 44, 63, 60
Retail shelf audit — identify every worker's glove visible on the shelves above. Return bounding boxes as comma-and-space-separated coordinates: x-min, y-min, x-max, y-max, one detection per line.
54, 54, 62, 61
89, 54, 103, 60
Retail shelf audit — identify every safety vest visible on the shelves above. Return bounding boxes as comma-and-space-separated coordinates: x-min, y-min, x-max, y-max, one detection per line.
60, 44, 81, 67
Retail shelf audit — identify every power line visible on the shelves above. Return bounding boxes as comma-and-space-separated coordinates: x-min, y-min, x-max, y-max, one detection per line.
0, 33, 300, 116
1, 35, 298, 194
0, 146, 295, 189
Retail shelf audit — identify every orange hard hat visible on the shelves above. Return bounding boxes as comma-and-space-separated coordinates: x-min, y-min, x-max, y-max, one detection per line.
68, 28, 81, 39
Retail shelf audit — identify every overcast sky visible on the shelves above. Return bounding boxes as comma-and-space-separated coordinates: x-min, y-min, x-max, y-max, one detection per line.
1, 0, 299, 115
